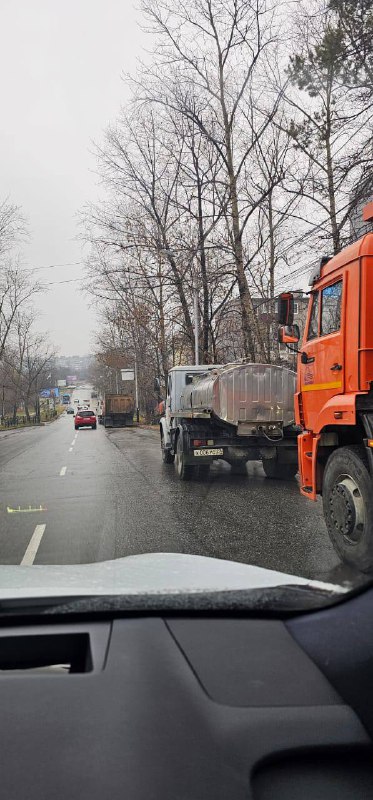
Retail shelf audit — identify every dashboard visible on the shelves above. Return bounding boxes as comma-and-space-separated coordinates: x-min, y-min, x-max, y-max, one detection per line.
0, 589, 373, 799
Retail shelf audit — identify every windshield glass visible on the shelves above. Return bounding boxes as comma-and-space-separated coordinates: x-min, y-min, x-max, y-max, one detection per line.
0, 0, 372, 607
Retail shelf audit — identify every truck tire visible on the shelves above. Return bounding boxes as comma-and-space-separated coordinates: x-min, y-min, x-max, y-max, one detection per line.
262, 457, 298, 480
175, 434, 195, 481
322, 445, 373, 572
161, 432, 174, 464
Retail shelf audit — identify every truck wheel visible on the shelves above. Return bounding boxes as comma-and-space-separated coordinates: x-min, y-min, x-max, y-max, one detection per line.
175, 434, 194, 481
161, 433, 174, 464
322, 445, 373, 572
262, 458, 298, 480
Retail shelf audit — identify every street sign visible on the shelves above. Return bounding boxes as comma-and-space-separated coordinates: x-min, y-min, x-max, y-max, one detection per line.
121, 369, 135, 381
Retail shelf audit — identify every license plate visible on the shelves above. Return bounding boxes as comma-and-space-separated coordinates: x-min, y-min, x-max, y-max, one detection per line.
194, 448, 223, 457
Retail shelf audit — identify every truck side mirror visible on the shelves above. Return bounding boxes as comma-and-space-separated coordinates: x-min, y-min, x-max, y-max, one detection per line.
279, 324, 300, 344
153, 377, 160, 393
277, 293, 294, 325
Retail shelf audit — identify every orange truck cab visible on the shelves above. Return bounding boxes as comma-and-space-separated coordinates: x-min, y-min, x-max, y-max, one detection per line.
279, 204, 373, 571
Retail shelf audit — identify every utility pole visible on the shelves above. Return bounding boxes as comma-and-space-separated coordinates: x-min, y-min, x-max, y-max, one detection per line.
193, 273, 200, 365
134, 355, 139, 423
35, 376, 40, 423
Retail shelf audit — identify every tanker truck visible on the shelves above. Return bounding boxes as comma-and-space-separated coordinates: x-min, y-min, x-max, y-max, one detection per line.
159, 363, 299, 480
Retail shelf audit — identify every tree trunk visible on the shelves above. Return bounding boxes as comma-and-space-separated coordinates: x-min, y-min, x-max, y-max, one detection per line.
216, 50, 266, 362
196, 177, 210, 364
325, 83, 340, 254
164, 245, 195, 347
267, 191, 276, 362
158, 273, 169, 386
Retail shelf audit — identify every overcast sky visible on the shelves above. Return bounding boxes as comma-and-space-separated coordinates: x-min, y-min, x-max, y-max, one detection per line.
0, 0, 147, 356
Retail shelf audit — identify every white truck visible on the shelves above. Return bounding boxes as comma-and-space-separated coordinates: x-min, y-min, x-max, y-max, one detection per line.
159, 363, 299, 480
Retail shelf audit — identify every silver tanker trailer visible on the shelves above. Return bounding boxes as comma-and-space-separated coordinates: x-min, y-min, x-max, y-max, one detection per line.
159, 363, 299, 480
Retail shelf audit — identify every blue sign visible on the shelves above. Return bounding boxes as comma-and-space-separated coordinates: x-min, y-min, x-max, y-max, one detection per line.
40, 388, 59, 398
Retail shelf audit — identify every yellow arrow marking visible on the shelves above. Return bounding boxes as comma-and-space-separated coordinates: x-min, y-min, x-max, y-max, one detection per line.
7, 505, 47, 514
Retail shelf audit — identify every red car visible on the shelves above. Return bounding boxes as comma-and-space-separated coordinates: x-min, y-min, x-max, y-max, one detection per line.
74, 410, 97, 430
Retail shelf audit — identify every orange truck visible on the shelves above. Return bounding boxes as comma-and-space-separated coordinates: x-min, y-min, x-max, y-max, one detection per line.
279, 202, 373, 571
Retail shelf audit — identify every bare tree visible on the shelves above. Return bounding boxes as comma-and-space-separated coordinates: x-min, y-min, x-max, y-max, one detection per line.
139, 0, 288, 360
2, 312, 56, 422
86, 110, 196, 348
0, 261, 41, 361
0, 198, 26, 258
22, 336, 56, 421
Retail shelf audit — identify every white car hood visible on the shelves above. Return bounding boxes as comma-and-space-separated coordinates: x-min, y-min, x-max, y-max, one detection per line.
0, 553, 347, 600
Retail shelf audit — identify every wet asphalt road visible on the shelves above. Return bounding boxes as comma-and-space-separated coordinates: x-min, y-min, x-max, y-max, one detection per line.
0, 408, 356, 583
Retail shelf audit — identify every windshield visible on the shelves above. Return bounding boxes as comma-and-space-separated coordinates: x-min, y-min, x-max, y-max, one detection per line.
0, 0, 372, 608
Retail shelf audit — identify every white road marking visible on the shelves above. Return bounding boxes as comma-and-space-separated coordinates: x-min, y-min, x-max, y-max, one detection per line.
71, 440, 75, 446
20, 524, 46, 566
69, 447, 73, 452
60, 466, 67, 476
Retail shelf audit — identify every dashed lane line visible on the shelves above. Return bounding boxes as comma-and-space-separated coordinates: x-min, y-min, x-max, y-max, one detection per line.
69, 447, 73, 452
20, 524, 46, 565
60, 466, 67, 476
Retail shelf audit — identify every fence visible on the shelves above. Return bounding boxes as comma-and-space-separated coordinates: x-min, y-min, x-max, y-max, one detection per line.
0, 410, 58, 428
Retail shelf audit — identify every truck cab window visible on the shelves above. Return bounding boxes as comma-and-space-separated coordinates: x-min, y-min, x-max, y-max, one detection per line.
185, 373, 202, 386
321, 280, 342, 335
307, 292, 319, 340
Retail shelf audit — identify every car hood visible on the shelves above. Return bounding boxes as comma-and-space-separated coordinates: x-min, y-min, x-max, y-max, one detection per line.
0, 553, 349, 601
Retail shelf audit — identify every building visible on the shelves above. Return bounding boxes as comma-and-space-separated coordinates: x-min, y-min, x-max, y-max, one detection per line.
53, 355, 94, 382
214, 293, 309, 366
350, 181, 373, 240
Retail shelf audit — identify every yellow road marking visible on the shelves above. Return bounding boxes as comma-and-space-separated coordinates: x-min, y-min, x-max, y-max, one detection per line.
301, 381, 342, 392
7, 505, 47, 514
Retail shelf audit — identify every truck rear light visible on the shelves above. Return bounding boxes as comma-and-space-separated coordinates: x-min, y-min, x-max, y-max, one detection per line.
192, 439, 206, 447
368, 440, 373, 448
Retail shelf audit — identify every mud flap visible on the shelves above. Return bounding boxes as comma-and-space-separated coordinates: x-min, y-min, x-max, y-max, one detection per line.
298, 431, 320, 500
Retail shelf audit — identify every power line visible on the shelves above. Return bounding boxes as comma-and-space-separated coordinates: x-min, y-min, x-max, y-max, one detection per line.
41, 277, 82, 286
26, 261, 83, 273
